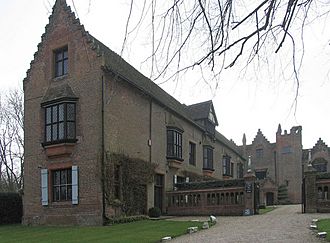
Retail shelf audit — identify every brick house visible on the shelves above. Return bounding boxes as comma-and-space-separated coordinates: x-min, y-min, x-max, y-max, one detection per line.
241, 125, 330, 206
241, 125, 303, 205
23, 0, 246, 225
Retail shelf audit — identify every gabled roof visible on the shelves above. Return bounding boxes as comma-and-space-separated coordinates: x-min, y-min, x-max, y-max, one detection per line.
187, 100, 219, 125
24, 0, 85, 86
313, 138, 329, 152
26, 0, 243, 159
94, 35, 241, 157
94, 35, 197, 126
251, 129, 271, 145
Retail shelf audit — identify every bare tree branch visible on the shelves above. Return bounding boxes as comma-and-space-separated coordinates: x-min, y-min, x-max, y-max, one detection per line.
120, 0, 330, 99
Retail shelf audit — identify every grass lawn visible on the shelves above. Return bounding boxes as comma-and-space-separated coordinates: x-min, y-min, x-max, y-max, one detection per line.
317, 219, 330, 241
0, 220, 204, 243
259, 206, 276, 215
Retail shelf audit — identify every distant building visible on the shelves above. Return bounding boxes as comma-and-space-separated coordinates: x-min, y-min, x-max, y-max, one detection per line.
241, 124, 330, 205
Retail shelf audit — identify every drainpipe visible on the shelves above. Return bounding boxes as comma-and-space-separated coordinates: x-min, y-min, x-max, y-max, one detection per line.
149, 99, 152, 163
101, 75, 106, 224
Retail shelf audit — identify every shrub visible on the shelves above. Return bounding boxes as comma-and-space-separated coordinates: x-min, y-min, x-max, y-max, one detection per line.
106, 215, 148, 225
0, 192, 22, 224
259, 204, 266, 209
148, 207, 161, 218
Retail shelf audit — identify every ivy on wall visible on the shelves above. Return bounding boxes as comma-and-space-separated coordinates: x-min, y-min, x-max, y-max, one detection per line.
105, 153, 156, 216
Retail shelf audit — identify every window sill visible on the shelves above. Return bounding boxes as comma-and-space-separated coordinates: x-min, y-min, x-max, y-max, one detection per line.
49, 201, 75, 208
223, 175, 233, 180
43, 142, 76, 158
203, 168, 214, 177
167, 157, 184, 169
53, 74, 68, 81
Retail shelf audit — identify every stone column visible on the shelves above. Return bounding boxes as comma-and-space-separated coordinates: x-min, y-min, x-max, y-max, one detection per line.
244, 171, 256, 215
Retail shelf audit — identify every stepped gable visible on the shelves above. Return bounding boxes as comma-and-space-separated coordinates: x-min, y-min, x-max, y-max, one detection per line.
251, 129, 271, 145
312, 138, 329, 152
23, 0, 86, 86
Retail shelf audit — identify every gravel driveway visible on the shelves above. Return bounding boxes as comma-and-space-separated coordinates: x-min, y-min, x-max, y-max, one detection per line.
170, 205, 330, 243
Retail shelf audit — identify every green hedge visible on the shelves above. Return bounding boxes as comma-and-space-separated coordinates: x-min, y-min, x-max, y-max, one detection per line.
106, 215, 148, 225
0, 193, 22, 224
176, 179, 245, 191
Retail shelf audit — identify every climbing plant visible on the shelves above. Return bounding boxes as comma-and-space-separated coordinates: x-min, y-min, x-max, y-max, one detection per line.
104, 153, 156, 216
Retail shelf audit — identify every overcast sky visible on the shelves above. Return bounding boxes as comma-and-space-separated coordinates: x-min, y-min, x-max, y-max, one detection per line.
1, 0, 329, 149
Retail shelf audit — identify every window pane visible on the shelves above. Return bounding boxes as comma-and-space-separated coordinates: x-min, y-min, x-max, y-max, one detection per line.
53, 186, 60, 201
67, 122, 75, 139
58, 122, 64, 140
58, 104, 64, 121
56, 62, 62, 77
63, 59, 68, 75
60, 186, 67, 200
61, 170, 67, 184
67, 169, 72, 183
54, 171, 61, 185
67, 185, 72, 200
46, 107, 52, 124
56, 52, 62, 61
46, 125, 52, 142
52, 124, 58, 140
52, 106, 58, 123
63, 50, 68, 59
67, 104, 75, 121
167, 130, 173, 144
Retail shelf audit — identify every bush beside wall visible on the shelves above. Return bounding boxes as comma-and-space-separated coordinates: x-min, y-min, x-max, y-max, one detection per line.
0, 193, 22, 224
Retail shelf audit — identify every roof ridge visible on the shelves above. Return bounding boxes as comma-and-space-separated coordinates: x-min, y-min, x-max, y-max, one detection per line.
188, 100, 213, 107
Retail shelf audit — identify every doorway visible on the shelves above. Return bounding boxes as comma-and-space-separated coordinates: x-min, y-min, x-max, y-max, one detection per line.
154, 174, 164, 212
266, 192, 274, 206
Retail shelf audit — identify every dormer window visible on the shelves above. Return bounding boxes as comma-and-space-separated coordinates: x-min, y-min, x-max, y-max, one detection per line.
54, 47, 68, 77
